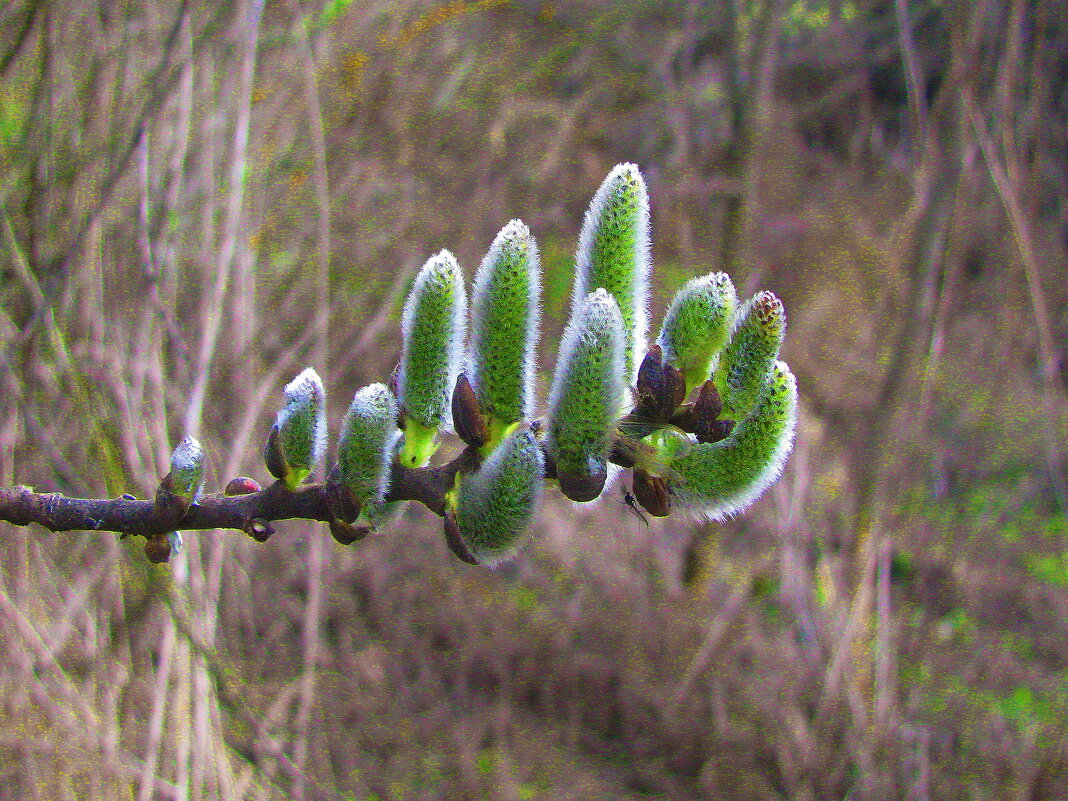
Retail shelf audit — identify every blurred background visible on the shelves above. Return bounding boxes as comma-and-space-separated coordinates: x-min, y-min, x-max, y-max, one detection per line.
1, 0, 1066, 798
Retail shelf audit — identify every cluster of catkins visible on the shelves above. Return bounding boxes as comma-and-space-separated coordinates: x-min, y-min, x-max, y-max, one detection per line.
164, 164, 797, 566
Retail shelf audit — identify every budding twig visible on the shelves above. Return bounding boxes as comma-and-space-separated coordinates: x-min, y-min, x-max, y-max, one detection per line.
1, 164, 798, 566
0, 448, 483, 541
0, 384, 733, 545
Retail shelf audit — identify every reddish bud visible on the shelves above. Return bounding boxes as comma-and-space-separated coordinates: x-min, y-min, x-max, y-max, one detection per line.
225, 476, 261, 496
636, 344, 665, 407
693, 379, 723, 420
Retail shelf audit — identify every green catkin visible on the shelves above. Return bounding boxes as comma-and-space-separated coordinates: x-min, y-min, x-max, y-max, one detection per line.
355, 434, 407, 530
468, 219, 541, 443
268, 367, 327, 490
453, 427, 545, 566
337, 383, 400, 508
398, 250, 467, 466
713, 291, 786, 419
571, 163, 650, 383
665, 361, 797, 521
657, 272, 738, 396
546, 288, 627, 501
361, 499, 405, 528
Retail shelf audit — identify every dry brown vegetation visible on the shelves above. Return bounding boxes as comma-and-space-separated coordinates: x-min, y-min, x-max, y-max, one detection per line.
1, 0, 1067, 798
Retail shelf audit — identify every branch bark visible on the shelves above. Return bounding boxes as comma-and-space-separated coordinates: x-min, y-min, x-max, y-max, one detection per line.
0, 480, 330, 538
0, 437, 492, 540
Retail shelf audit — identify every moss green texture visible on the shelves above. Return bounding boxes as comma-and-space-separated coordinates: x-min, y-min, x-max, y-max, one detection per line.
657, 271, 738, 395
546, 289, 626, 489
273, 367, 327, 490
713, 291, 786, 419
337, 383, 400, 507
468, 219, 541, 434
666, 361, 797, 521
454, 427, 545, 566
571, 163, 650, 382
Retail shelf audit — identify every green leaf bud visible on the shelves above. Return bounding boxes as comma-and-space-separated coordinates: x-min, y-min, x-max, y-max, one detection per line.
337, 382, 401, 509
168, 435, 204, 506
546, 288, 627, 502
450, 427, 545, 566
265, 367, 327, 490
713, 291, 786, 419
571, 163, 650, 382
398, 250, 467, 466
468, 219, 540, 440
665, 361, 797, 521
657, 271, 737, 396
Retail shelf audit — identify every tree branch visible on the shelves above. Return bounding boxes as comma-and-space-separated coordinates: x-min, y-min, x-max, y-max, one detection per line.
0, 350, 733, 562
0, 480, 327, 539
0, 452, 480, 539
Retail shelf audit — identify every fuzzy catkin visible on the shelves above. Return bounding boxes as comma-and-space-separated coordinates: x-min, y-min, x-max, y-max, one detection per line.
713, 291, 786, 418
468, 220, 541, 428
667, 361, 797, 521
454, 428, 545, 566
399, 250, 467, 430
546, 289, 626, 497
571, 163, 650, 383
274, 367, 327, 489
337, 383, 400, 507
169, 436, 204, 503
657, 272, 737, 394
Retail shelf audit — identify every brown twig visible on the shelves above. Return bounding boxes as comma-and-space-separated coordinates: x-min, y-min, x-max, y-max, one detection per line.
183, 0, 264, 438
284, 10, 334, 791
664, 553, 774, 719
0, 481, 330, 538
0, 1, 41, 78
0, 446, 482, 540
